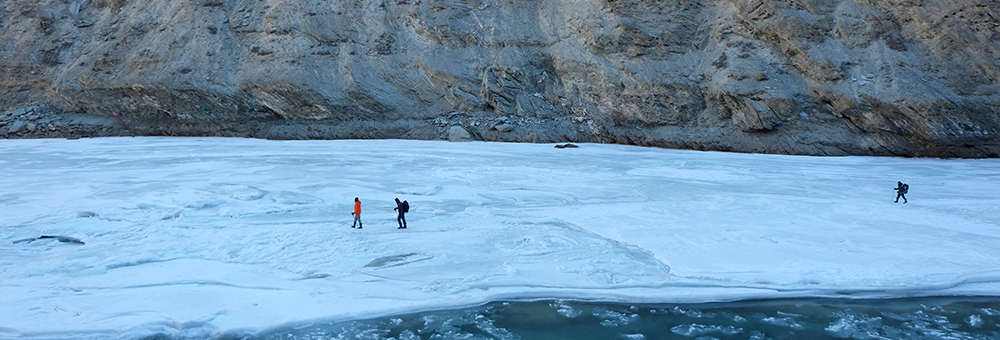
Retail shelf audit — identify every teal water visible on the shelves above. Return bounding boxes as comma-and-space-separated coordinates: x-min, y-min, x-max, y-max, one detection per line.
224, 297, 1000, 340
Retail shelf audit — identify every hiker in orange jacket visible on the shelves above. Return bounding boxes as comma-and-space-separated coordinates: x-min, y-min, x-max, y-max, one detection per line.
351, 197, 363, 229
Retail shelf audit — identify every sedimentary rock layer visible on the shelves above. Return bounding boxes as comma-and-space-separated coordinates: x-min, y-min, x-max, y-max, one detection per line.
2, 0, 998, 157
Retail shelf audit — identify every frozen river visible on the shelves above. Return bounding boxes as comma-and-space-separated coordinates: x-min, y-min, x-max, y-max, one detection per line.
1, 137, 998, 339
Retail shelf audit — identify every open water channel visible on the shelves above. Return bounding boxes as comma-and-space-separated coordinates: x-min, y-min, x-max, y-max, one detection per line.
222, 297, 1000, 340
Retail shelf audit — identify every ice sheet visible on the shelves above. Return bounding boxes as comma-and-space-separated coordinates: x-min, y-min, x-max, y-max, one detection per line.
0, 137, 998, 339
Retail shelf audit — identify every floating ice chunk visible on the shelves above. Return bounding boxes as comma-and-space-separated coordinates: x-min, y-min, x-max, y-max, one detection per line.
552, 301, 582, 318
622, 334, 646, 340
471, 315, 518, 339
826, 310, 883, 338
397, 330, 420, 340
761, 316, 805, 329
967, 315, 982, 328
593, 307, 640, 326
669, 306, 713, 318
670, 324, 742, 337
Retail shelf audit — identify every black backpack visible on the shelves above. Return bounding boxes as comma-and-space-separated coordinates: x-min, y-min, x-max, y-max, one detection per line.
901, 183, 908, 194
402, 200, 409, 213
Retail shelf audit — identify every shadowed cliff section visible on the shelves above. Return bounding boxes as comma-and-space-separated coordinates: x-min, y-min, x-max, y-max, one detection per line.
1, 0, 998, 157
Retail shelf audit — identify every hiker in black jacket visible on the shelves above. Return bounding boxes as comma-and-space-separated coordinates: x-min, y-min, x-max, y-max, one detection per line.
394, 198, 408, 229
894, 181, 908, 203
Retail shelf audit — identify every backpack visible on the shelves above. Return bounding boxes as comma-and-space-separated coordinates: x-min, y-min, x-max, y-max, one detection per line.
901, 184, 908, 194
402, 200, 409, 213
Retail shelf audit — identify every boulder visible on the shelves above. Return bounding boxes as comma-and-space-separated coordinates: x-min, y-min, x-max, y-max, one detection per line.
8, 121, 25, 134
448, 126, 471, 142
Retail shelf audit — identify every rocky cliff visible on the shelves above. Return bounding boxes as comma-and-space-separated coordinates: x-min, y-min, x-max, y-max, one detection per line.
2, 0, 998, 157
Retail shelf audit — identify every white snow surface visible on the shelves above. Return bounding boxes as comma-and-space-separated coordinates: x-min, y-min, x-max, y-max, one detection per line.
1, 137, 999, 339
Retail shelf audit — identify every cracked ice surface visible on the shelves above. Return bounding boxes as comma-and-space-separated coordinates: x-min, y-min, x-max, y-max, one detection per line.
0, 137, 998, 339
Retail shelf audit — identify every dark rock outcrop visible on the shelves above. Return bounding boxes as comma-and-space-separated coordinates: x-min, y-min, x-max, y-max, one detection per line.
1, 0, 998, 157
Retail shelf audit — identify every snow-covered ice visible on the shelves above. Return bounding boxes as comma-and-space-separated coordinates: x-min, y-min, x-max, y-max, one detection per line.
0, 137, 998, 339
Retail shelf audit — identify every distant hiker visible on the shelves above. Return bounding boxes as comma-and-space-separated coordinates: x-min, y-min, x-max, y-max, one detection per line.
894, 181, 908, 203
351, 197, 363, 229
394, 198, 409, 229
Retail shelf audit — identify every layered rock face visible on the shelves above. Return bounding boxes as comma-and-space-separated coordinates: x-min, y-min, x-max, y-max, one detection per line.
1, 0, 998, 157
